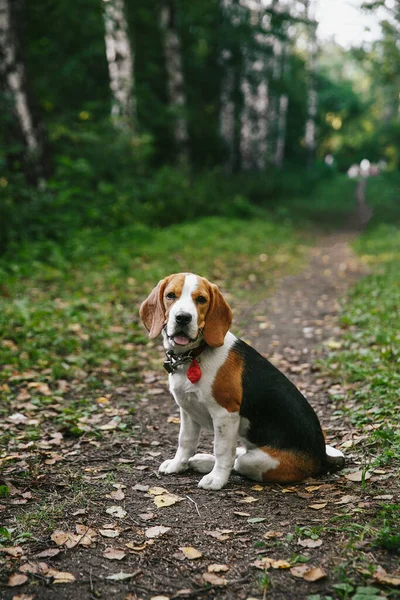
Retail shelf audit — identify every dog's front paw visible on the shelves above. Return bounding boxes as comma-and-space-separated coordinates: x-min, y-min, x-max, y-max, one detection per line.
198, 470, 229, 490
159, 458, 187, 475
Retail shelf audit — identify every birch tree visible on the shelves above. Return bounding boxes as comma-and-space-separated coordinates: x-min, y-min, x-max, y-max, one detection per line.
240, 0, 269, 171
219, 0, 244, 173
304, 0, 318, 168
160, 0, 189, 162
102, 0, 135, 130
0, 0, 48, 182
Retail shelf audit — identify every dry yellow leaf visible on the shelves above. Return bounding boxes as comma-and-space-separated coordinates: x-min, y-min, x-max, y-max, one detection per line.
148, 487, 168, 496
145, 526, 171, 539
345, 470, 372, 482
8, 574, 28, 587
180, 546, 203, 560
309, 503, 327, 510
374, 566, 400, 587
208, 564, 229, 573
303, 567, 326, 582
202, 572, 227, 586
154, 493, 183, 508
103, 548, 126, 561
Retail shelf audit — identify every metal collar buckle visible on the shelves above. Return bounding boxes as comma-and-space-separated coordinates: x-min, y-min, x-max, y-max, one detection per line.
163, 351, 195, 374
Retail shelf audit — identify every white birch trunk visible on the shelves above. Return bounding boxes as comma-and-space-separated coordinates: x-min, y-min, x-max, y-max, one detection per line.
274, 92, 288, 168
0, 0, 40, 155
219, 0, 236, 173
102, 0, 134, 130
304, 0, 318, 167
240, 0, 269, 171
160, 0, 189, 160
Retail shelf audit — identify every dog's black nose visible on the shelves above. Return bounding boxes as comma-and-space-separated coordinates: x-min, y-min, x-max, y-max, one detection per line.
175, 312, 192, 326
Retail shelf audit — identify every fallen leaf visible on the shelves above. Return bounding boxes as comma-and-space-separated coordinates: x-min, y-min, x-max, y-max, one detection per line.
239, 496, 258, 504
374, 566, 400, 587
109, 488, 125, 501
75, 524, 97, 545
8, 574, 28, 587
167, 416, 180, 424
303, 567, 327, 582
208, 564, 229, 573
180, 547, 203, 560
100, 529, 120, 538
154, 493, 183, 508
139, 512, 155, 521
103, 548, 126, 561
125, 542, 147, 551
145, 526, 171, 539
248, 517, 267, 524
99, 417, 121, 431
204, 530, 231, 541
253, 557, 291, 570
148, 487, 169, 496
133, 484, 149, 492
336, 495, 358, 505
33, 548, 60, 559
290, 565, 311, 578
7, 413, 28, 425
50, 531, 69, 546
11, 594, 34, 600
0, 546, 24, 557
106, 506, 127, 518
106, 570, 141, 581
345, 470, 372, 482
46, 569, 75, 583
309, 503, 327, 510
297, 538, 323, 548
264, 531, 284, 539
27, 382, 52, 396
251, 485, 263, 491
202, 572, 227, 586
19, 562, 48, 574
233, 511, 250, 517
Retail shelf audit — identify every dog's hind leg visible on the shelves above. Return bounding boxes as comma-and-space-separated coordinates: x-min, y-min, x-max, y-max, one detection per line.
188, 453, 215, 474
189, 447, 245, 474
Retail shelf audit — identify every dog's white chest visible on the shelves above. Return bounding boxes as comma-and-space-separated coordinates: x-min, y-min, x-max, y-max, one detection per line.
169, 370, 213, 429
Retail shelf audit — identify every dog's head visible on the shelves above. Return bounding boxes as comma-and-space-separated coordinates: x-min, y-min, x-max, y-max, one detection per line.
140, 273, 232, 352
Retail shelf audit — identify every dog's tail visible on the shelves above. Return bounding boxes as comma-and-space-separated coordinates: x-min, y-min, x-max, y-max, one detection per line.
325, 444, 345, 472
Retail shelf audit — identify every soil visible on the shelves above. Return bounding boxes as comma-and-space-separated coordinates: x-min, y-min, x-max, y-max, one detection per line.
1, 231, 397, 600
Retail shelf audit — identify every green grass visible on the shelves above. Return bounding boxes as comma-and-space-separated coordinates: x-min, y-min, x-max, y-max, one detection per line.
0, 215, 306, 450
322, 224, 400, 467
321, 223, 400, 557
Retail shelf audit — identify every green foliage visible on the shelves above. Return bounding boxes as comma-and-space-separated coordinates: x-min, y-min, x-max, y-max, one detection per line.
374, 504, 400, 554
322, 221, 400, 472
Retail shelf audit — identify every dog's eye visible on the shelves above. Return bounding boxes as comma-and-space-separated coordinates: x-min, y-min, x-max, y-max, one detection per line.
196, 296, 207, 304
166, 292, 176, 300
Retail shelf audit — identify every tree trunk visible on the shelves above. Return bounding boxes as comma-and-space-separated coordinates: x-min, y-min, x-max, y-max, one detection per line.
240, 0, 268, 171
0, 0, 49, 183
102, 0, 134, 130
274, 92, 288, 168
219, 0, 238, 173
160, 0, 189, 162
304, 0, 318, 168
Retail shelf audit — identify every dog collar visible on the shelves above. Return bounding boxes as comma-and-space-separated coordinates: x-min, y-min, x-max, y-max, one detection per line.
163, 344, 206, 383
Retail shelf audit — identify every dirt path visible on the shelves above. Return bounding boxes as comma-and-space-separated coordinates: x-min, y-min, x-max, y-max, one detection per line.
3, 231, 394, 600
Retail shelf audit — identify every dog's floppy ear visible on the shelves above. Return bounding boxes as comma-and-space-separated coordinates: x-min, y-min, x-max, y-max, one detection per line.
203, 283, 232, 347
140, 277, 169, 339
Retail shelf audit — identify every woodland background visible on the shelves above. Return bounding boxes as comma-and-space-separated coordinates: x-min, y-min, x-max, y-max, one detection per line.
0, 0, 399, 264
0, 2, 400, 598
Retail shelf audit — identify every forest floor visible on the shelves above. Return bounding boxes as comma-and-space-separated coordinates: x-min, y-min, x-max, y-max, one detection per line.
1, 216, 399, 600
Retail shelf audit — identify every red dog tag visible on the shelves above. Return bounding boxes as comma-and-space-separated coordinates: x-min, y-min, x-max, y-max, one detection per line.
187, 358, 201, 383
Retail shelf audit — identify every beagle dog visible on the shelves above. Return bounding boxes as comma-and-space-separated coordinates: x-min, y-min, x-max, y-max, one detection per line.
140, 273, 345, 490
